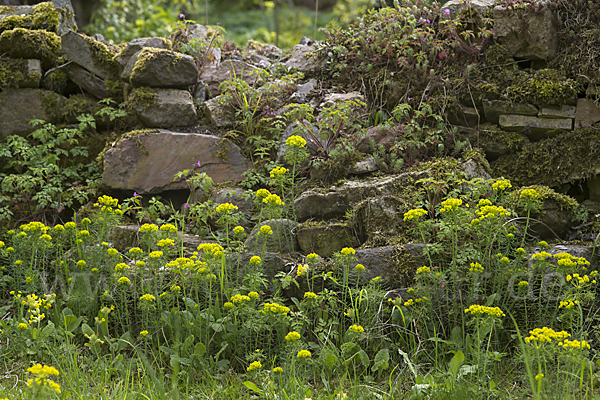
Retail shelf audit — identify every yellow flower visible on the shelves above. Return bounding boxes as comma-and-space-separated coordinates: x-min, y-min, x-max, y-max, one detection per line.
286, 135, 307, 147
65, 222, 76, 229
262, 193, 285, 206
224, 302, 234, 308
340, 247, 356, 256
140, 294, 156, 302
440, 198, 462, 213
297, 264, 307, 276
355, 264, 365, 272
149, 251, 163, 258
256, 188, 270, 200
170, 285, 181, 292
273, 367, 283, 373
231, 294, 251, 303
139, 223, 158, 233
233, 226, 245, 235
160, 224, 178, 233
263, 302, 290, 315
18, 322, 28, 330
54, 224, 64, 232
77, 260, 87, 267
78, 230, 90, 236
247, 361, 262, 372
307, 253, 319, 260
524, 327, 570, 344
520, 188, 539, 200
304, 291, 318, 299
403, 208, 427, 221
0, 241, 3, 248
40, 234, 52, 241
140, 330, 149, 336
248, 291, 259, 299
157, 238, 175, 247
349, 324, 364, 333
297, 350, 311, 358
115, 263, 128, 272
270, 166, 289, 178
538, 241, 548, 248
136, 261, 146, 268
531, 252, 551, 261
492, 180, 512, 191
535, 373, 544, 381
416, 266, 430, 274
117, 277, 130, 285
250, 256, 261, 265
216, 203, 238, 213
259, 225, 273, 236
464, 305, 505, 318
469, 262, 484, 273
285, 331, 301, 342
107, 248, 119, 256
518, 281, 529, 288
27, 364, 59, 377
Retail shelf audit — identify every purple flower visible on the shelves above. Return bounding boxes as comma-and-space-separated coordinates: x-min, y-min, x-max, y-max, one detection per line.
258, 60, 266, 67
183, 203, 190, 209
426, 19, 430, 23
444, 9, 450, 15
180, 13, 185, 19
134, 192, 141, 198
197, 161, 202, 168
225, 70, 230, 75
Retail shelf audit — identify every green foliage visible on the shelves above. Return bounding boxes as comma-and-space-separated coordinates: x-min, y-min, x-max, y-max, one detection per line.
506, 69, 580, 107
0, 121, 101, 224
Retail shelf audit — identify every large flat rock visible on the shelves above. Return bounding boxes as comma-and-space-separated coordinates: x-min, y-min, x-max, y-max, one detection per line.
121, 48, 197, 88
499, 114, 572, 138
102, 130, 253, 194
131, 88, 197, 128
0, 88, 65, 140
61, 30, 118, 79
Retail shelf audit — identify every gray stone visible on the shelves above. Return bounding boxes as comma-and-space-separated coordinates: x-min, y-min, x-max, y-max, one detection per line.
0, 0, 77, 35
294, 171, 428, 222
296, 224, 358, 257
114, 37, 171, 72
319, 91, 365, 109
356, 125, 399, 154
244, 39, 282, 60
0, 88, 65, 140
440, 0, 496, 20
482, 100, 538, 125
355, 244, 427, 288
499, 114, 572, 137
354, 196, 407, 246
111, 224, 214, 251
538, 104, 576, 119
575, 98, 600, 129
461, 158, 491, 180
447, 106, 485, 127
290, 78, 317, 103
102, 130, 253, 194
349, 157, 378, 175
199, 59, 257, 96
0, 58, 41, 89
528, 200, 575, 240
245, 218, 298, 254
209, 188, 253, 226
132, 88, 197, 128
202, 95, 236, 128
493, 5, 558, 61
67, 63, 108, 98
284, 43, 325, 73
61, 30, 118, 79
587, 175, 600, 203
121, 48, 198, 89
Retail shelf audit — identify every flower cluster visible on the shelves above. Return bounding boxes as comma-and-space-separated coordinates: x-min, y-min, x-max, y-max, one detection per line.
231, 294, 251, 303
233, 226, 245, 235
263, 302, 290, 315
492, 180, 512, 191
262, 194, 284, 206
259, 225, 273, 236
520, 188, 539, 200
256, 188, 270, 201
559, 299, 578, 309
416, 266, 430, 274
403, 208, 427, 221
464, 305, 505, 318
469, 262, 484, 273
197, 243, 224, 257
139, 223, 159, 233
403, 297, 429, 306
349, 324, 364, 333
270, 166, 289, 178
286, 135, 307, 147
440, 198, 462, 213
157, 238, 175, 247
285, 331, 301, 342
566, 273, 596, 287
247, 361, 262, 372
94, 195, 122, 214
304, 291, 318, 299
531, 252, 552, 261
216, 203, 238, 213
118, 277, 130, 285
340, 247, 356, 256
559, 339, 590, 351
525, 327, 570, 344
20, 221, 50, 234
297, 349, 311, 358
140, 294, 155, 302
250, 256, 261, 265
26, 364, 60, 394
160, 224, 177, 233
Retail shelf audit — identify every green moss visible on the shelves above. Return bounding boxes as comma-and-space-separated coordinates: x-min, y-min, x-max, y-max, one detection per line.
408, 157, 462, 181
0, 58, 36, 89
0, 28, 60, 68
85, 36, 119, 78
492, 127, 600, 188
128, 87, 158, 111
41, 68, 69, 93
106, 79, 126, 103
467, 125, 526, 157
506, 69, 580, 107
390, 246, 418, 287
0, 15, 33, 33
463, 148, 492, 175
63, 94, 100, 123
508, 184, 579, 214
31, 2, 59, 32
38, 90, 64, 123
129, 48, 183, 82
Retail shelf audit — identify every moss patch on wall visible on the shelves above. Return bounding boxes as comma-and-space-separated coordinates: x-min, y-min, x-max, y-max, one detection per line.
492, 127, 600, 188
0, 3, 59, 34
0, 28, 60, 68
127, 87, 158, 111
506, 69, 580, 107
85, 35, 119, 78
0, 57, 38, 89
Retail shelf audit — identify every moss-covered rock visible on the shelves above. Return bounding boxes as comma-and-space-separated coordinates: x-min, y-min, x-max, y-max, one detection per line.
41, 67, 69, 94
296, 223, 358, 257
506, 69, 580, 107
492, 127, 600, 188
0, 2, 59, 34
0, 57, 42, 89
0, 28, 60, 69
121, 48, 198, 88
61, 31, 119, 79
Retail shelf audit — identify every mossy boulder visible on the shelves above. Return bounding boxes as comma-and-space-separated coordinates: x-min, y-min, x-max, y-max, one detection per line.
354, 244, 427, 288
296, 223, 358, 257
0, 28, 60, 69
121, 48, 197, 89
114, 37, 172, 74
491, 127, 600, 188
129, 87, 197, 128
0, 1, 76, 35
0, 58, 42, 89
0, 88, 66, 140
61, 30, 118, 79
